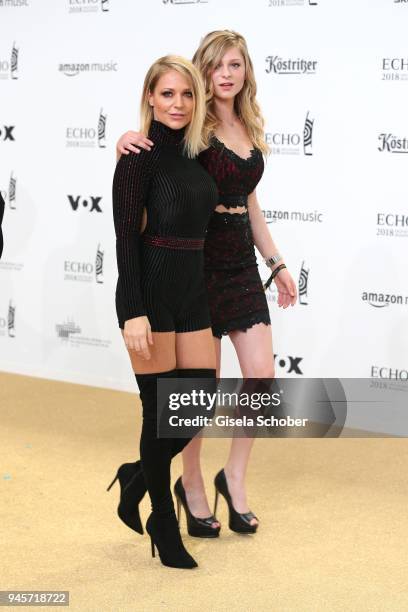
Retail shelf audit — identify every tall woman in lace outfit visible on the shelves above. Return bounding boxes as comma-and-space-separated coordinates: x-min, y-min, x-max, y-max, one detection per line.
116, 31, 297, 537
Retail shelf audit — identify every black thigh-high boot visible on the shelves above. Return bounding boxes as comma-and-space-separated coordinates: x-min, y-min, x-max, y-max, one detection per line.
172, 368, 217, 456
172, 368, 220, 538
110, 369, 216, 540
136, 369, 198, 569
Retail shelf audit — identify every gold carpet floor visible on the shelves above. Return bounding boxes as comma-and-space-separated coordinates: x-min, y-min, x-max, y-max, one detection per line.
1, 372, 408, 612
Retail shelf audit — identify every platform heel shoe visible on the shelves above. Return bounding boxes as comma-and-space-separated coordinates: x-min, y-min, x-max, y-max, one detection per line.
146, 512, 198, 569
174, 476, 220, 538
106, 461, 146, 535
213, 469, 258, 534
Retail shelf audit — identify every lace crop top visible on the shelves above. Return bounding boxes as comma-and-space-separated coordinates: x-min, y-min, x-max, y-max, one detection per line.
198, 136, 264, 207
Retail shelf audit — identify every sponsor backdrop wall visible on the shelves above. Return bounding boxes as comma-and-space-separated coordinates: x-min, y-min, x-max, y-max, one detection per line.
1, 0, 407, 392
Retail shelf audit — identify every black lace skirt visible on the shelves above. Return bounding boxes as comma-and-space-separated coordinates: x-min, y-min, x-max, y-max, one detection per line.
204, 211, 271, 338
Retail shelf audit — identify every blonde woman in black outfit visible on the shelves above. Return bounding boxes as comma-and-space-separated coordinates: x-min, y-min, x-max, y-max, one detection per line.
110, 55, 218, 569
117, 31, 297, 538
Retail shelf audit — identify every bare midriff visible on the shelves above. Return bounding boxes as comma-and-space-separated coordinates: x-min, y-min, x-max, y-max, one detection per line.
215, 204, 247, 214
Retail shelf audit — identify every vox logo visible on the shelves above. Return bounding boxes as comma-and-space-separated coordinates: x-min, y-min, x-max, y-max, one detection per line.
274, 354, 303, 375
67, 195, 103, 212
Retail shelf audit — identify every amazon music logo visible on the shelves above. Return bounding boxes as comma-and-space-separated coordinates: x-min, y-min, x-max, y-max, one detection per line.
362, 291, 408, 309
274, 355, 303, 375
68, 0, 109, 13
66, 109, 107, 148
378, 133, 408, 153
376, 212, 408, 238
382, 58, 408, 81
67, 195, 103, 212
268, 0, 317, 7
0, 300, 16, 338
265, 56, 317, 75
371, 365, 408, 380
64, 244, 104, 284
266, 112, 314, 156
59, 61, 118, 76
0, 42, 19, 80
0, 172, 16, 210
262, 209, 323, 224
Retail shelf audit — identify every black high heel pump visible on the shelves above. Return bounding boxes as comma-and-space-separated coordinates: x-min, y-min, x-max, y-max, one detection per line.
146, 512, 198, 569
213, 469, 258, 534
106, 461, 146, 535
174, 476, 220, 538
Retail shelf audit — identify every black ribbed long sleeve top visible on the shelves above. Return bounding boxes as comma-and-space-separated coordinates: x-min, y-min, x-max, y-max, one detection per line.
112, 119, 218, 328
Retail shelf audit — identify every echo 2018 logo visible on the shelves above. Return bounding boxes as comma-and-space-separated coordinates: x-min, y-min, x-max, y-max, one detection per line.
0, 301, 16, 338
64, 244, 104, 284
68, 0, 109, 13
66, 109, 107, 148
0, 42, 19, 80
266, 112, 314, 156
0, 173, 16, 209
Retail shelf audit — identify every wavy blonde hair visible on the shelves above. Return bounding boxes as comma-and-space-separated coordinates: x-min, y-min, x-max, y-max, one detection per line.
140, 55, 206, 158
192, 30, 269, 155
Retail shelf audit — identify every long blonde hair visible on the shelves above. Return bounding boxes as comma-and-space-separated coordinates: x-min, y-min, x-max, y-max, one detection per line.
192, 30, 269, 155
140, 55, 206, 158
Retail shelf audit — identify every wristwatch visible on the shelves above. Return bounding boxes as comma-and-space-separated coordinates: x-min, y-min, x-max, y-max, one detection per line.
265, 253, 282, 268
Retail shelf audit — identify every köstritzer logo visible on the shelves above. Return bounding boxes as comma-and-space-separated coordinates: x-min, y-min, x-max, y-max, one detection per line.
265, 56, 317, 75
378, 133, 408, 153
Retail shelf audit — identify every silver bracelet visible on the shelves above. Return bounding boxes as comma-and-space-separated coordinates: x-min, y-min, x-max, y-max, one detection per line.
264, 253, 282, 268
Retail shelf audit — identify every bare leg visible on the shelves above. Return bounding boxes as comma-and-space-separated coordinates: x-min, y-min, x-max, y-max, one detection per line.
224, 322, 275, 526
178, 335, 221, 527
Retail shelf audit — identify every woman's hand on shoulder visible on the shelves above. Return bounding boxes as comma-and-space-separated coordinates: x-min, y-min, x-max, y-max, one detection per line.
116, 131, 154, 156
123, 316, 154, 360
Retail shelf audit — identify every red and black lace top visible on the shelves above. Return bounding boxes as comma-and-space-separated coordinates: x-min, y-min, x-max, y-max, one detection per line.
198, 137, 264, 270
